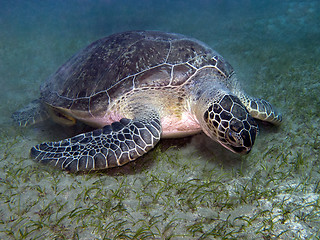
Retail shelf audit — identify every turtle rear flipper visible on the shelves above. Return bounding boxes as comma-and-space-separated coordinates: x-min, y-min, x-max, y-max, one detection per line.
30, 115, 162, 173
12, 99, 50, 127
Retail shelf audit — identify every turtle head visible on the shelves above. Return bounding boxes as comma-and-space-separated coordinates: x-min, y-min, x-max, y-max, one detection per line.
193, 88, 258, 154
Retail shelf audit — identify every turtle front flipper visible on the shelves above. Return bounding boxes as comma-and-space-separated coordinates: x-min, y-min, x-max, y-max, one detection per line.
30, 116, 162, 172
12, 99, 50, 127
239, 94, 282, 125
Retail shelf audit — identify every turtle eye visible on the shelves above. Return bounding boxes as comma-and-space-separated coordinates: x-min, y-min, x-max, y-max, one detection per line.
227, 130, 235, 142
226, 129, 240, 145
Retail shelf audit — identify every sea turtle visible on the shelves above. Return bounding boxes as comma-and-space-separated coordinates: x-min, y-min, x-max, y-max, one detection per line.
12, 31, 282, 173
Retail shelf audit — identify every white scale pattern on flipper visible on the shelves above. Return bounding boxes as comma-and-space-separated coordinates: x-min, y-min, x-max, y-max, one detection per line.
31, 117, 161, 172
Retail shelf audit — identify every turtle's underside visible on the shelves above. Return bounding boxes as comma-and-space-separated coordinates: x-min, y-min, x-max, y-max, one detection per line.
12, 31, 281, 172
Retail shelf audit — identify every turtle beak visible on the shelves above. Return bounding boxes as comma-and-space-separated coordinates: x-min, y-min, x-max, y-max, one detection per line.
230, 145, 251, 154
220, 142, 251, 154
219, 125, 257, 154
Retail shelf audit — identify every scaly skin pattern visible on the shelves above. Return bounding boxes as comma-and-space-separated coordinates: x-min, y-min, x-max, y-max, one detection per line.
238, 94, 282, 125
31, 117, 161, 172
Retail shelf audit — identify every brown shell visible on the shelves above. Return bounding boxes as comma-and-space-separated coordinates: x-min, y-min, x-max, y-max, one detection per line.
40, 31, 234, 114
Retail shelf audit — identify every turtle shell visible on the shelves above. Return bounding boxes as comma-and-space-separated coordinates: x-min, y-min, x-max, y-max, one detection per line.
40, 31, 234, 117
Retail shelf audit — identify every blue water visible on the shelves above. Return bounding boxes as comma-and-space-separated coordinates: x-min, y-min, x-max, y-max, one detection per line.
1, 0, 319, 239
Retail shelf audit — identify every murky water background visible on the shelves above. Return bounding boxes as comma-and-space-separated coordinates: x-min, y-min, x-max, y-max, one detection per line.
1, 0, 319, 239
